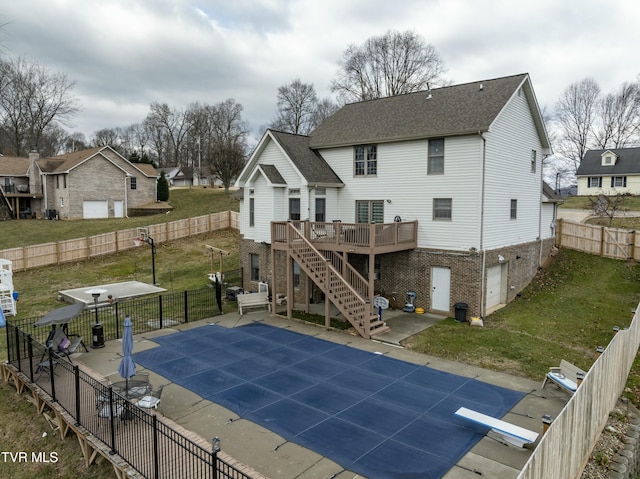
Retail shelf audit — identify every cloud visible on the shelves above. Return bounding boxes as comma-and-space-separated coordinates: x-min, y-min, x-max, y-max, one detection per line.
2, 0, 640, 141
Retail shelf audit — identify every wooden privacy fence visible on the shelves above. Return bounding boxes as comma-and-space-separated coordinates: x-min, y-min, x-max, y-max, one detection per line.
517, 303, 640, 479
0, 211, 239, 272
556, 218, 640, 260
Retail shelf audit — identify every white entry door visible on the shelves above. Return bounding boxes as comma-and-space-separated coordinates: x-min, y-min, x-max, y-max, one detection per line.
486, 264, 506, 311
114, 200, 124, 218
431, 266, 451, 312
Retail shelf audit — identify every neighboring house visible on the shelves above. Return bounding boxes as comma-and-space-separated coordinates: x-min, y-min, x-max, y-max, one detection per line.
0, 146, 158, 219
576, 148, 640, 195
157, 167, 181, 186
235, 73, 556, 338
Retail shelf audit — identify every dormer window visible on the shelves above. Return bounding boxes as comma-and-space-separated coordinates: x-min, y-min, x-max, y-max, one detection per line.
601, 150, 618, 166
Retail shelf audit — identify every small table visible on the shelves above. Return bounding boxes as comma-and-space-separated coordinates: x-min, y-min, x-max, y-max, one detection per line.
112, 379, 151, 399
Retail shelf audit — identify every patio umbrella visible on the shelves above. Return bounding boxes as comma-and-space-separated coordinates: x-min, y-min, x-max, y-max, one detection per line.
117, 316, 136, 397
34, 302, 85, 327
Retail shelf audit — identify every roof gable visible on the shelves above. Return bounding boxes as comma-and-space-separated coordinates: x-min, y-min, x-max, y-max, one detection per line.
309, 73, 549, 149
237, 130, 343, 187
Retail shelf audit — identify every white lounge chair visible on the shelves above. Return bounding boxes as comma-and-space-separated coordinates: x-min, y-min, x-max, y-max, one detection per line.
542, 359, 586, 395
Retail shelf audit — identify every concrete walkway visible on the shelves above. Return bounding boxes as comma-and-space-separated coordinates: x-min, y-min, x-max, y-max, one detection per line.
75, 311, 569, 479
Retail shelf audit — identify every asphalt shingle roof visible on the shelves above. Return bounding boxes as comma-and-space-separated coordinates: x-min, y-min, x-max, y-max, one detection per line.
269, 130, 343, 185
309, 74, 529, 148
577, 148, 640, 176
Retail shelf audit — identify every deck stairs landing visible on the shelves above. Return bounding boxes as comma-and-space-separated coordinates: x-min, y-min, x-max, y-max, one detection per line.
286, 224, 388, 338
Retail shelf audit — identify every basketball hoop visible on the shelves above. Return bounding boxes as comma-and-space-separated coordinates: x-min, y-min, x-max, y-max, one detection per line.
133, 238, 144, 247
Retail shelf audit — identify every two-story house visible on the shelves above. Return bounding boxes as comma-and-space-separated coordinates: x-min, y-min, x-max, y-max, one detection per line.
576, 148, 640, 195
0, 146, 158, 219
235, 73, 556, 338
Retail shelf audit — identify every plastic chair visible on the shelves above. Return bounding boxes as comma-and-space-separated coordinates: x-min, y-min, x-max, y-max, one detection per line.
137, 385, 164, 414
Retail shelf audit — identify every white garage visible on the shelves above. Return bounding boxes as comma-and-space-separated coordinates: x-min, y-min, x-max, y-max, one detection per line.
82, 200, 108, 219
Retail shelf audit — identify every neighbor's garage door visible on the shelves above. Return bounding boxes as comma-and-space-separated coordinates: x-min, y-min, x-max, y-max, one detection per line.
83, 200, 108, 219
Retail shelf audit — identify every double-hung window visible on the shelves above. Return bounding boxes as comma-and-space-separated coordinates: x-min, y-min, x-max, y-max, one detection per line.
355, 145, 377, 176
611, 176, 627, 188
130, 177, 137, 190
356, 200, 384, 223
433, 198, 452, 220
588, 177, 602, 188
428, 139, 444, 175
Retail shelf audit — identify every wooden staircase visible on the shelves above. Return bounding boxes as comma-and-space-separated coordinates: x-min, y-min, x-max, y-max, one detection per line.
0, 187, 13, 220
286, 223, 389, 339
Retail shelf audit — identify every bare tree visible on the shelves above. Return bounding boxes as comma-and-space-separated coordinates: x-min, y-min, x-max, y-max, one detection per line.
553, 78, 601, 173
146, 102, 193, 168
310, 97, 339, 130
330, 30, 447, 103
270, 79, 318, 134
92, 128, 121, 148
586, 193, 628, 227
0, 56, 79, 156
206, 99, 249, 193
593, 81, 640, 149
62, 132, 88, 153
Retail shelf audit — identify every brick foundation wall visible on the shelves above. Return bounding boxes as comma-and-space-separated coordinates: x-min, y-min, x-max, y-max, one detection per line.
239, 236, 555, 318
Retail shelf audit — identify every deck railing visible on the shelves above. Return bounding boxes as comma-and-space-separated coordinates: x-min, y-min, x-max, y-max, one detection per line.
272, 220, 417, 251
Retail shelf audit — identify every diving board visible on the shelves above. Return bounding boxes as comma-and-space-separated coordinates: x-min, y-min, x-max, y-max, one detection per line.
455, 407, 538, 448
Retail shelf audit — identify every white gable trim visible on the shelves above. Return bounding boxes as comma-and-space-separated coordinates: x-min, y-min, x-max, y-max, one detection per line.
236, 130, 308, 188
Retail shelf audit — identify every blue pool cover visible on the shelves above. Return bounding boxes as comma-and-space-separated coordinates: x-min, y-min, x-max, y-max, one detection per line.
134, 323, 524, 479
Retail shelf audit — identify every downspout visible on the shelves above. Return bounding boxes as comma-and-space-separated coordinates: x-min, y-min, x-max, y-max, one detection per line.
538, 155, 544, 267
125, 174, 131, 218
478, 131, 487, 318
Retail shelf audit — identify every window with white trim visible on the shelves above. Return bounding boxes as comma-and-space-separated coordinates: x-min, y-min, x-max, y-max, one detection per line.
611, 176, 627, 188
588, 177, 602, 188
249, 198, 255, 227
510, 199, 517, 220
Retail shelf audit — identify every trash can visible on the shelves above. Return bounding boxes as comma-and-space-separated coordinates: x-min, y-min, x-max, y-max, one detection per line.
454, 302, 468, 322
92, 322, 105, 348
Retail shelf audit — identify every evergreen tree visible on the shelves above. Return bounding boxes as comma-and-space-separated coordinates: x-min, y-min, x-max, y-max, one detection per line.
157, 171, 170, 201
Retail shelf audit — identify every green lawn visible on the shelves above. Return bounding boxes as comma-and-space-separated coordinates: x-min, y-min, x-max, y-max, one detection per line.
0, 187, 239, 249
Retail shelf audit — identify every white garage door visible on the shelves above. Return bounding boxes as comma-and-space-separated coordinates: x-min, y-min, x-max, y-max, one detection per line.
486, 264, 506, 311
83, 200, 108, 219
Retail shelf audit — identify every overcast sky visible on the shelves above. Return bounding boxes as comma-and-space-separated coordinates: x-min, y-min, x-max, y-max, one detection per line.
2, 0, 639, 146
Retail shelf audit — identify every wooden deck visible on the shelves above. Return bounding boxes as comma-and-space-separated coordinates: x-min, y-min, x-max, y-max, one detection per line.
271, 220, 418, 255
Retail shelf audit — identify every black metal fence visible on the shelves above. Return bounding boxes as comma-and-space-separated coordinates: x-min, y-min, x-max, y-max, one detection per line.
5, 273, 256, 479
